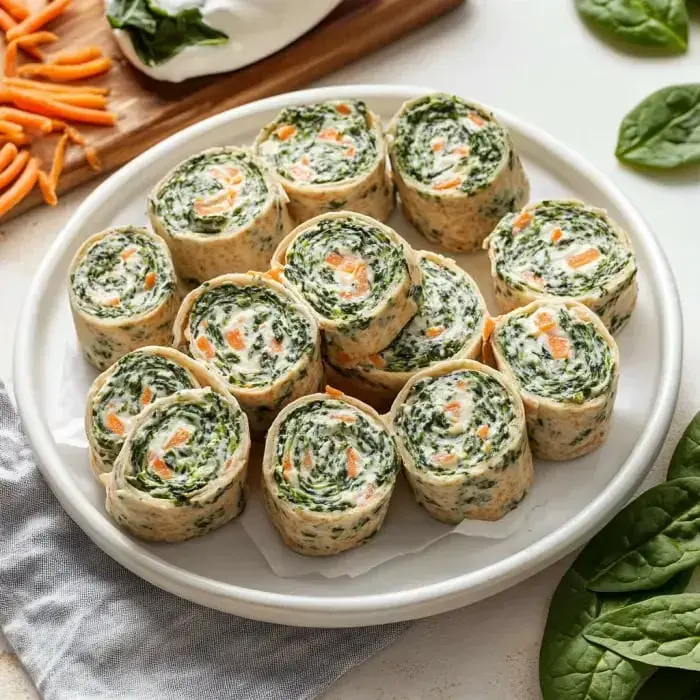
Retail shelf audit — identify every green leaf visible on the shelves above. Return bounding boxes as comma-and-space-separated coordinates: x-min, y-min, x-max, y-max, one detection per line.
539, 557, 691, 700
574, 0, 689, 53
578, 477, 700, 592
107, 0, 228, 67
583, 594, 700, 671
668, 412, 700, 480
634, 668, 700, 699
615, 84, 700, 169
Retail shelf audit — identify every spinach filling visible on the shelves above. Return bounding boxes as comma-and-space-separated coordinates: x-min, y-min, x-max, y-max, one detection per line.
395, 369, 517, 476
152, 149, 269, 236
371, 257, 484, 372
127, 390, 242, 504
496, 306, 615, 403
188, 283, 314, 389
392, 94, 508, 194
284, 216, 408, 324
273, 399, 399, 513
258, 100, 378, 185
71, 228, 174, 319
92, 352, 198, 465
490, 200, 636, 297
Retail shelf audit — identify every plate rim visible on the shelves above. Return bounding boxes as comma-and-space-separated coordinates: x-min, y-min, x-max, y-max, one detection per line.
13, 84, 682, 624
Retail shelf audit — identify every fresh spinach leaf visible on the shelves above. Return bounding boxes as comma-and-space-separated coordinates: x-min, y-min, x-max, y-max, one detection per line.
539, 554, 691, 700
668, 412, 700, 480
578, 477, 700, 593
583, 594, 700, 671
107, 0, 228, 67
635, 667, 700, 699
616, 84, 700, 169
574, 0, 689, 53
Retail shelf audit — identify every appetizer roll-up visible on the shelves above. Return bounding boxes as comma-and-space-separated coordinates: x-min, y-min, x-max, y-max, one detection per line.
254, 99, 394, 224
387, 93, 529, 252
262, 388, 401, 556
484, 199, 638, 334
325, 251, 488, 411
85, 346, 221, 478
148, 146, 292, 282
105, 387, 251, 542
389, 360, 533, 524
488, 300, 619, 461
68, 225, 180, 370
271, 212, 421, 359
173, 273, 323, 434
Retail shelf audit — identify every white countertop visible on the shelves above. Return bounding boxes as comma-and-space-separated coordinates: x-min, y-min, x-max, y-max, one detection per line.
1, 1, 698, 696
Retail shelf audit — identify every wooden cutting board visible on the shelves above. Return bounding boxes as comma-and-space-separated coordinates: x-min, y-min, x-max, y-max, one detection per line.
6, 0, 464, 217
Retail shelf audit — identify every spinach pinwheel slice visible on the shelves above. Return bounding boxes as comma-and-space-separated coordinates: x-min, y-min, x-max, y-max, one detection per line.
325, 251, 488, 411
255, 99, 394, 225
485, 199, 638, 334
488, 300, 620, 461
85, 346, 222, 478
387, 93, 529, 253
148, 146, 292, 282
271, 211, 421, 359
105, 387, 251, 542
262, 387, 401, 556
389, 360, 532, 525
68, 225, 180, 370
173, 272, 323, 434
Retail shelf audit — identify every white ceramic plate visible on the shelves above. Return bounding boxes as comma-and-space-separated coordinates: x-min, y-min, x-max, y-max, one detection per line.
13, 85, 682, 627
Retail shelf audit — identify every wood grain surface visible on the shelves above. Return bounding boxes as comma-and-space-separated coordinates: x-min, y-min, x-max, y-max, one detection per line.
3, 0, 463, 217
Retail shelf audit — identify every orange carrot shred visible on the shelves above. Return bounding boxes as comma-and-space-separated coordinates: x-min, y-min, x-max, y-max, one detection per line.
275, 124, 296, 141
0, 0, 28, 21
144, 271, 157, 290
513, 211, 533, 231
0, 120, 23, 135
37, 168, 57, 205
477, 424, 490, 439
425, 326, 445, 338
49, 130, 68, 186
163, 427, 190, 450
367, 354, 385, 368
7, 0, 72, 41
482, 316, 496, 343
325, 386, 344, 398
346, 447, 361, 478
50, 45, 102, 65
226, 328, 246, 351
548, 335, 571, 360
13, 88, 108, 109
433, 176, 462, 191
0, 6, 15, 31
0, 107, 53, 132
18, 57, 112, 82
0, 148, 29, 188
0, 131, 29, 145
104, 412, 125, 436
4, 88, 116, 126
4, 77, 110, 95
85, 145, 101, 171
336, 103, 351, 115
0, 142, 18, 170
196, 335, 215, 360
140, 386, 153, 406
567, 248, 600, 269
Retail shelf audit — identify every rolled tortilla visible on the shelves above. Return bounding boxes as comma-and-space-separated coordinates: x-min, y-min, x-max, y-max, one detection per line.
85, 346, 223, 479
325, 250, 488, 412
105, 387, 251, 542
270, 211, 421, 359
68, 225, 180, 370
148, 146, 292, 282
389, 359, 533, 524
488, 299, 620, 461
387, 93, 529, 252
255, 99, 394, 224
484, 199, 638, 334
261, 387, 401, 556
173, 272, 323, 434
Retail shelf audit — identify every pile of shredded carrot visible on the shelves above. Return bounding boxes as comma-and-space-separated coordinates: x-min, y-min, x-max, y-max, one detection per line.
0, 0, 117, 218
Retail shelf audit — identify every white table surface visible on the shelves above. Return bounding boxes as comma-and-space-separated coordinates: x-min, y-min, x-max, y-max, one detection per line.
1, 1, 698, 696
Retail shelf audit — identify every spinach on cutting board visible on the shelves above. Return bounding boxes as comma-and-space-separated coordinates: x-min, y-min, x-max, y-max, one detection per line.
107, 0, 228, 66
540, 412, 700, 700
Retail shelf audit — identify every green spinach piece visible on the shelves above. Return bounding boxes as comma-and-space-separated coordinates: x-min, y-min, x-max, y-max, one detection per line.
668, 412, 700, 480
540, 563, 691, 700
574, 0, 688, 53
616, 84, 700, 169
580, 477, 700, 592
107, 0, 228, 67
635, 667, 700, 699
583, 594, 700, 671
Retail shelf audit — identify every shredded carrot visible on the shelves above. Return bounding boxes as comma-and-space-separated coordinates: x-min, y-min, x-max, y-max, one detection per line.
0, 107, 52, 132
226, 328, 246, 351
4, 88, 116, 125
335, 103, 351, 115
476, 424, 490, 440
0, 148, 28, 188
4, 40, 19, 77
36, 169, 56, 205
283, 454, 293, 480
444, 400, 461, 417
4, 32, 58, 75
275, 124, 296, 141
433, 453, 458, 466
0, 6, 15, 31
0, 119, 23, 134
48, 130, 67, 186
325, 386, 344, 399
513, 211, 533, 231
482, 316, 496, 342
16, 30, 57, 45
18, 56, 111, 82
551, 227, 563, 243
0, 0, 28, 21
104, 411, 125, 436
4, 77, 110, 95
86, 145, 101, 171
163, 427, 190, 450
264, 267, 284, 283
143, 271, 156, 290
7, 0, 72, 41
425, 326, 445, 338
13, 89, 108, 109
140, 386, 153, 406
0, 131, 29, 144
346, 447, 361, 478
367, 354, 385, 369
0, 142, 18, 170
535, 312, 556, 334
196, 335, 216, 359
548, 335, 571, 360
567, 248, 600, 269
151, 456, 172, 479
433, 176, 462, 191
50, 45, 102, 65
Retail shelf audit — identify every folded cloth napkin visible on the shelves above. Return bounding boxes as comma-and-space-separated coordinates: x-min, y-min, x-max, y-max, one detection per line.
0, 383, 409, 700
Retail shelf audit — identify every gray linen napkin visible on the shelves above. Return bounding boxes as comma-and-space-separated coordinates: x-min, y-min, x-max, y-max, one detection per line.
0, 383, 409, 699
